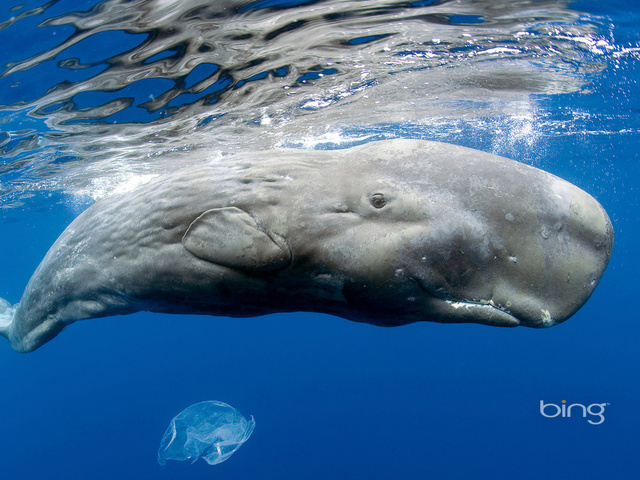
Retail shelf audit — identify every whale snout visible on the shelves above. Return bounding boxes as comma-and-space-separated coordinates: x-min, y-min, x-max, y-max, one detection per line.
409, 167, 614, 329
478, 180, 614, 328
511, 189, 614, 327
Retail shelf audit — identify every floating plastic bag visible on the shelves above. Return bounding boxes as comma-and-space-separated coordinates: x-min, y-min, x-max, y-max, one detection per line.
158, 400, 255, 466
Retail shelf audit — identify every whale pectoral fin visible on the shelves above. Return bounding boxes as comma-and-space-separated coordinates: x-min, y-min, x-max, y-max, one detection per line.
182, 207, 291, 271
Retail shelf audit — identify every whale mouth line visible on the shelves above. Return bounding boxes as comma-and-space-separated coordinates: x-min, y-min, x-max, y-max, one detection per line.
412, 277, 523, 327
443, 300, 521, 325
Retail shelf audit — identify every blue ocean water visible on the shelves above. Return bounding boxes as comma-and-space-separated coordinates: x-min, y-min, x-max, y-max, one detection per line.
0, 1, 638, 479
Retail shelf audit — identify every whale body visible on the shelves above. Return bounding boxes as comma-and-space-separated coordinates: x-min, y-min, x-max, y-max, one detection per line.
0, 140, 613, 352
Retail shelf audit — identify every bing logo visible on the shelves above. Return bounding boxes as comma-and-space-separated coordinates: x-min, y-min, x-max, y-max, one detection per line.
540, 400, 608, 425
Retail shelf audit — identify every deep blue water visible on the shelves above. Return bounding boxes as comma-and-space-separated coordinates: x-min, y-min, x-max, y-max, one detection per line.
1, 1, 639, 479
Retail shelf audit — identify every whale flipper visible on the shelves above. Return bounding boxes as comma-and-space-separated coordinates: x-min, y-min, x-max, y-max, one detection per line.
183, 207, 291, 271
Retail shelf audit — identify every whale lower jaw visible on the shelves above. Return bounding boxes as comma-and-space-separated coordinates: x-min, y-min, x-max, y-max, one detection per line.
436, 299, 558, 328
413, 279, 557, 328
431, 299, 521, 327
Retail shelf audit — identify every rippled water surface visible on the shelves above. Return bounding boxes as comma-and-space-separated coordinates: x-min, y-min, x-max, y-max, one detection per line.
0, 0, 637, 204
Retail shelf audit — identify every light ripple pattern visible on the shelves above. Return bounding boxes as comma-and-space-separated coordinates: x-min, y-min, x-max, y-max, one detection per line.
0, 0, 630, 205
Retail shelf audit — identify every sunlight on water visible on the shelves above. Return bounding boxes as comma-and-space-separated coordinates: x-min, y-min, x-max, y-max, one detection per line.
0, 0, 634, 204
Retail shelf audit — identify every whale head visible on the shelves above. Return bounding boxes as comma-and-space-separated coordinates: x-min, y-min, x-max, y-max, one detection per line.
291, 139, 614, 328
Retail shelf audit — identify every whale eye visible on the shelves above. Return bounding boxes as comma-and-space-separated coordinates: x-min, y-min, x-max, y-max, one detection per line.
370, 193, 387, 209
